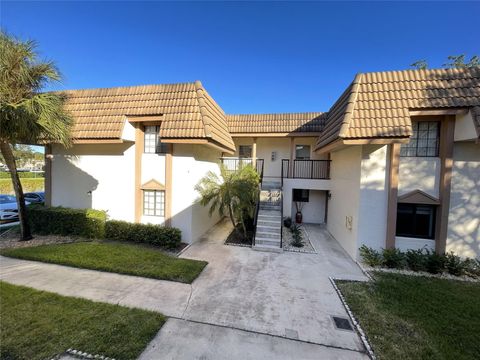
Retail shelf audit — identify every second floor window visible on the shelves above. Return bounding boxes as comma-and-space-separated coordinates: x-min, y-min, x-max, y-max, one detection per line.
239, 145, 252, 158
144, 125, 168, 154
400, 121, 440, 157
295, 145, 311, 160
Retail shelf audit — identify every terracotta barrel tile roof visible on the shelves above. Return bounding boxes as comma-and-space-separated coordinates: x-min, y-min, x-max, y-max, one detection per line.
316, 67, 480, 149
63, 82, 235, 152
227, 112, 326, 134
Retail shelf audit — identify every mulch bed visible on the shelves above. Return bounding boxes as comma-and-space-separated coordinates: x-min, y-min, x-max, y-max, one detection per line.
282, 225, 316, 253
225, 226, 252, 247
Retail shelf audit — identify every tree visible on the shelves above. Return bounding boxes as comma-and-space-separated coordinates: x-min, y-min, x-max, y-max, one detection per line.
411, 54, 479, 69
195, 164, 260, 239
0, 31, 73, 240
443, 55, 479, 69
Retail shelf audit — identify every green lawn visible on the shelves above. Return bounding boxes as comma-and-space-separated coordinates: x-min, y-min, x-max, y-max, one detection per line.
1, 241, 207, 284
0, 281, 165, 360
337, 272, 480, 360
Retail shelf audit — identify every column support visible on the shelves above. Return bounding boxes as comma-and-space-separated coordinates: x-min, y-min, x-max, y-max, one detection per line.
385, 143, 400, 249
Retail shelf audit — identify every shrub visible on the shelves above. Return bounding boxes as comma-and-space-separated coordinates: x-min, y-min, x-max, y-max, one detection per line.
405, 248, 427, 272
464, 258, 480, 278
359, 245, 383, 267
425, 250, 446, 274
105, 220, 181, 249
28, 205, 106, 239
283, 217, 292, 228
444, 252, 467, 276
382, 248, 405, 269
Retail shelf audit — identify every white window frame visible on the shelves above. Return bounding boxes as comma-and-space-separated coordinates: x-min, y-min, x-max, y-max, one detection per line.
143, 190, 165, 217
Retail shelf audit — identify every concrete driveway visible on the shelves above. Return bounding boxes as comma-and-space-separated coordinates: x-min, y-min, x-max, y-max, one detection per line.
0, 219, 369, 359
142, 219, 369, 359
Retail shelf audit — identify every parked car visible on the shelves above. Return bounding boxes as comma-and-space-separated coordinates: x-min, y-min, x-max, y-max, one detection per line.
0, 195, 30, 224
24, 191, 45, 204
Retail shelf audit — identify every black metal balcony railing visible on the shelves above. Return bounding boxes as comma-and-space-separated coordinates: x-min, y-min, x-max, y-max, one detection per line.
281, 159, 331, 180
220, 158, 264, 182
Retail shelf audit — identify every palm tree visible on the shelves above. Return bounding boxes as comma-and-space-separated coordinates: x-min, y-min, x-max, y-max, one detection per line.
195, 164, 260, 239
195, 165, 238, 228
0, 31, 73, 240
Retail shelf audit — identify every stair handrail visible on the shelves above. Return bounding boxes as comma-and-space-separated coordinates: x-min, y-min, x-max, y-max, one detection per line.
252, 182, 261, 247
280, 184, 283, 249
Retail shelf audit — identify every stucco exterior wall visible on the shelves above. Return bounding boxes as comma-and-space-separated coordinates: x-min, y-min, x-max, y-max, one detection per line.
446, 142, 480, 258
326, 146, 362, 259
357, 145, 389, 251
51, 143, 136, 222
171, 144, 222, 244
454, 110, 477, 142
288, 190, 326, 224
398, 157, 440, 198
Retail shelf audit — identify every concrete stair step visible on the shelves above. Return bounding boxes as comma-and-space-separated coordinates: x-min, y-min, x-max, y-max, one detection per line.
256, 224, 280, 231
252, 244, 283, 253
257, 219, 280, 226
258, 209, 281, 216
256, 231, 280, 239
260, 206, 281, 211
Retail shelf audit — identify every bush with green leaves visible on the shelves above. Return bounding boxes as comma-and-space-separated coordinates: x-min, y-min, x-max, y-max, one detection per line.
445, 252, 467, 276
424, 250, 446, 274
28, 205, 106, 239
382, 248, 405, 269
359, 245, 382, 267
289, 224, 303, 247
105, 220, 181, 249
464, 258, 480, 278
405, 248, 427, 272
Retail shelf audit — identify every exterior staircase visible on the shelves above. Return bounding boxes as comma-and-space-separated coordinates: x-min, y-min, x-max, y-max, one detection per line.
253, 180, 283, 252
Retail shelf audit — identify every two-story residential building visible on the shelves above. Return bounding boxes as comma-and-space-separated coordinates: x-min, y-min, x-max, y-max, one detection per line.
45, 67, 480, 260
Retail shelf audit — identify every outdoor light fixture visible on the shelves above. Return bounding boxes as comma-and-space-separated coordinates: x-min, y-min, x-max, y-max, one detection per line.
271, 151, 276, 161
327, 191, 332, 200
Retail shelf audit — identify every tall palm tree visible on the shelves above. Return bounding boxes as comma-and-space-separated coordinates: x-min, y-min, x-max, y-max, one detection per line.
0, 31, 73, 240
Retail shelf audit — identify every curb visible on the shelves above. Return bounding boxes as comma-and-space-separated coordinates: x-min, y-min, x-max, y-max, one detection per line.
329, 276, 376, 360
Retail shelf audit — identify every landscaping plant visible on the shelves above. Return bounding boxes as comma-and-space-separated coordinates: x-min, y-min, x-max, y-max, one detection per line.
359, 245, 382, 267
195, 164, 260, 241
444, 251, 467, 276
0, 31, 73, 240
290, 223, 303, 247
424, 249, 446, 274
405, 248, 427, 272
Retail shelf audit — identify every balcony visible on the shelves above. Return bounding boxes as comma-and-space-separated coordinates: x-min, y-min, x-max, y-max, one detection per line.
220, 157, 265, 177
281, 159, 331, 180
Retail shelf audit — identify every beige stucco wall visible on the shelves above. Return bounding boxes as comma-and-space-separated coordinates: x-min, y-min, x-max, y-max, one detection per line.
171, 144, 222, 244
454, 110, 478, 142
326, 146, 362, 259
446, 142, 480, 258
357, 145, 389, 251
51, 143, 136, 222
398, 157, 441, 198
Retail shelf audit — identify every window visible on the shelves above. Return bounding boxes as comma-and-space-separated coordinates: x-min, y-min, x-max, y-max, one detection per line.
143, 190, 165, 216
144, 126, 168, 154
239, 145, 252, 158
396, 203, 436, 239
293, 189, 309, 202
295, 145, 311, 160
400, 121, 440, 157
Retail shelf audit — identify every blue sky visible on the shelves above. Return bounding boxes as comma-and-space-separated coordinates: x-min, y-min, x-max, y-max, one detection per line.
2, 1, 479, 115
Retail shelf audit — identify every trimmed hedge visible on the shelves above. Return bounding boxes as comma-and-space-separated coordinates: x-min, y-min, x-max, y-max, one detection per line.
0, 171, 44, 179
28, 206, 106, 239
105, 220, 181, 249
0, 178, 44, 194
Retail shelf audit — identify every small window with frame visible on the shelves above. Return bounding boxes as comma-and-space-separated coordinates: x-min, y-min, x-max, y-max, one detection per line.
295, 145, 311, 160
143, 190, 165, 217
239, 145, 252, 158
400, 121, 440, 157
293, 189, 309, 202
144, 125, 169, 154
396, 203, 436, 239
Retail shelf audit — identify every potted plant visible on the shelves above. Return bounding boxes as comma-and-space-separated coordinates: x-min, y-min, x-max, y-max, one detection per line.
283, 217, 292, 228
295, 202, 304, 223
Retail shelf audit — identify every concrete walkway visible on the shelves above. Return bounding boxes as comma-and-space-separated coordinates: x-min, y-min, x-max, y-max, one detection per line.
0, 219, 369, 359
